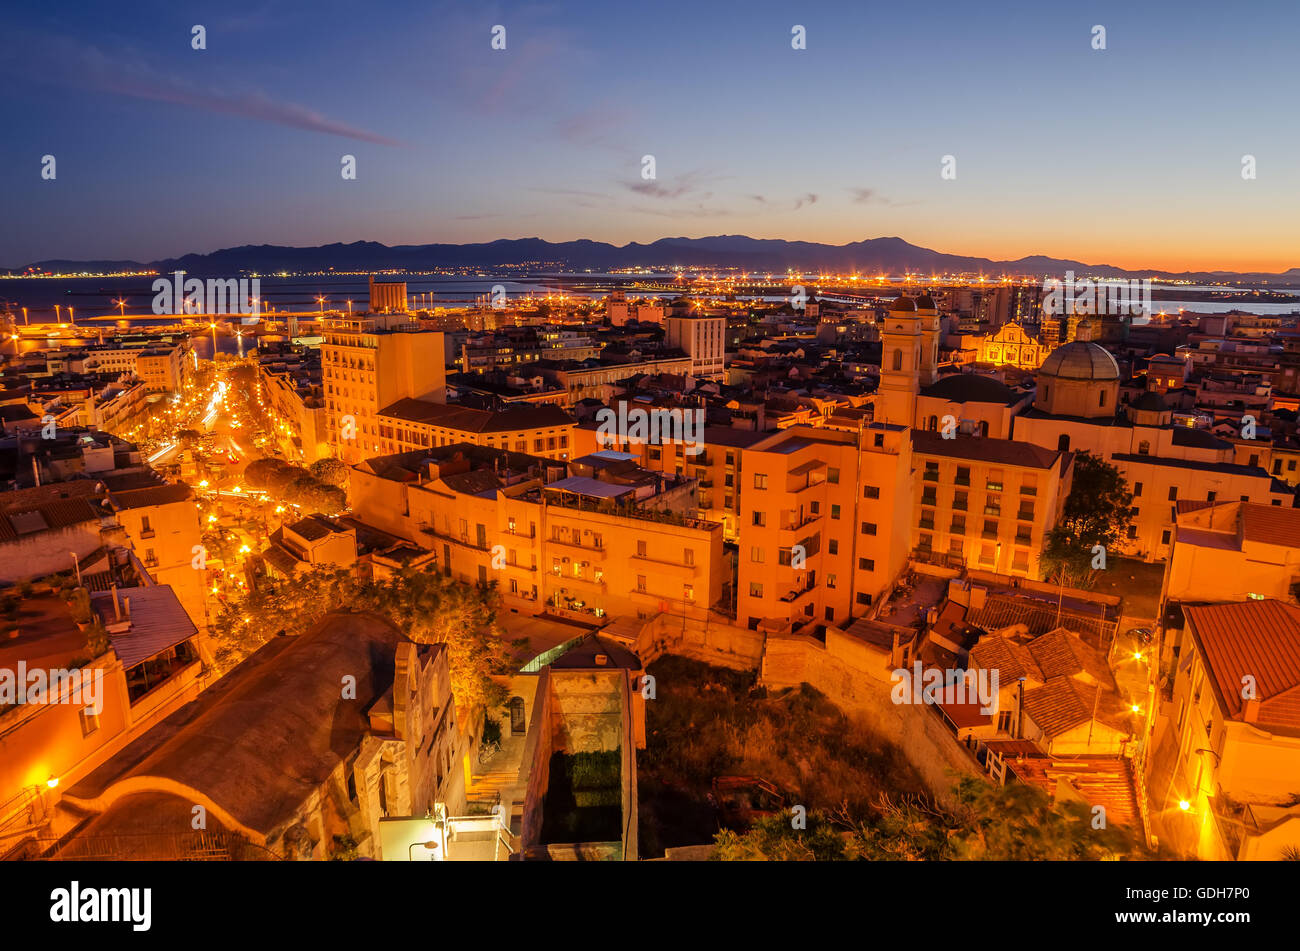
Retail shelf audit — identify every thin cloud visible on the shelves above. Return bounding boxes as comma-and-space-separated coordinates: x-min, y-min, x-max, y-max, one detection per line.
794, 193, 819, 210
13, 34, 401, 146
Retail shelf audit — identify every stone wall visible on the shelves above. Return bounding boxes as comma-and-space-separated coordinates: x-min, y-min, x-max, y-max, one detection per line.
633, 610, 764, 673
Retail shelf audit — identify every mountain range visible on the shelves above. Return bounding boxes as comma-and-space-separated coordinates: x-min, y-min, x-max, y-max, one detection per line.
7, 236, 1299, 283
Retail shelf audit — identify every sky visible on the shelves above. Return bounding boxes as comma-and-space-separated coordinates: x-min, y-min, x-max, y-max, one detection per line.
2, 0, 1298, 272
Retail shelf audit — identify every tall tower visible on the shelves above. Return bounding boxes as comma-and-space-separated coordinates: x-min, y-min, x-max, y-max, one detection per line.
876, 295, 921, 425
915, 294, 941, 387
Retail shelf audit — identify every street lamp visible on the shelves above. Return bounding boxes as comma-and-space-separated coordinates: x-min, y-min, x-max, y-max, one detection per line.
407, 840, 439, 861
115, 297, 127, 316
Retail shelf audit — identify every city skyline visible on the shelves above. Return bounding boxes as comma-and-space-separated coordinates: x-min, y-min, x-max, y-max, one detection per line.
3, 0, 1298, 271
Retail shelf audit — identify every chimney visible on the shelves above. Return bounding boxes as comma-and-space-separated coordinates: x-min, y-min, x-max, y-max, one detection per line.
111, 584, 121, 621
123, 597, 131, 621
1243, 698, 1260, 724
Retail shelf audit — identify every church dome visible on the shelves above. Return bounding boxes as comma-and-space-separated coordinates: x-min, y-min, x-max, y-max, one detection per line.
1039, 341, 1119, 381
914, 294, 936, 310
890, 295, 916, 312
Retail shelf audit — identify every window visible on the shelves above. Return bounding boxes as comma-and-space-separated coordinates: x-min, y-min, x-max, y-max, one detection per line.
79, 708, 100, 737
827, 574, 837, 589
1138, 440, 1150, 455
861, 522, 877, 536
1127, 525, 1137, 538
1167, 486, 1178, 501
1161, 530, 1171, 545
1207, 491, 1216, 503
828, 539, 839, 555
753, 473, 768, 490
750, 547, 765, 563
752, 511, 766, 527
749, 582, 764, 598
955, 466, 971, 486
508, 697, 526, 735
873, 434, 885, 448
637, 540, 647, 557
1133, 481, 1143, 497
858, 557, 875, 571
892, 349, 902, 371
856, 592, 872, 606
828, 467, 840, 484
830, 504, 841, 520
923, 462, 939, 482
684, 584, 695, 602
1099, 390, 1107, 408
864, 485, 880, 499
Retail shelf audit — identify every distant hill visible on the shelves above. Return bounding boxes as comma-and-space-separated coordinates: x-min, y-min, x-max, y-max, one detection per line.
5, 237, 1296, 282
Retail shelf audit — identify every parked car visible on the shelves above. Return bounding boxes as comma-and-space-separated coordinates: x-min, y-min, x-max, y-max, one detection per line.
1126, 627, 1153, 645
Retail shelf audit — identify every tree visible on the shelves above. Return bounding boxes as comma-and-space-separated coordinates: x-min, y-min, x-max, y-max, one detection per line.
1039, 450, 1132, 588
244, 457, 293, 492
713, 777, 1137, 861
209, 565, 517, 713
309, 457, 349, 488
713, 811, 847, 861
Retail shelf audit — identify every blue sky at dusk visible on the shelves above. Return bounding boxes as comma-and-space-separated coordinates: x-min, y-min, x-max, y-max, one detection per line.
2, 0, 1297, 271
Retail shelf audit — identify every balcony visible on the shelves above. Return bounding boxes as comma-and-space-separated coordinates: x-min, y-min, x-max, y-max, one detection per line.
922, 471, 939, 483
780, 511, 821, 532
549, 534, 604, 553
1015, 533, 1032, 546
779, 576, 818, 603
1020, 485, 1037, 496
983, 505, 1001, 517
952, 500, 968, 511
1016, 509, 1035, 522
919, 518, 935, 531
954, 476, 971, 486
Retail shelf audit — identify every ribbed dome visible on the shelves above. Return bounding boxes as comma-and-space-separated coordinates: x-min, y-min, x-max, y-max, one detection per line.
1040, 341, 1119, 380
914, 294, 936, 309
890, 295, 916, 312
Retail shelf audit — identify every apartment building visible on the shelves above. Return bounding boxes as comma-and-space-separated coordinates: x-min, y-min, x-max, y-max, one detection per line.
735, 423, 913, 632
105, 480, 207, 633
574, 416, 765, 542
347, 444, 725, 623
910, 430, 1070, 579
321, 315, 447, 464
1164, 501, 1300, 607
257, 347, 328, 463
536, 355, 693, 406
0, 585, 203, 857
665, 313, 727, 380
376, 398, 575, 461
1163, 599, 1300, 860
